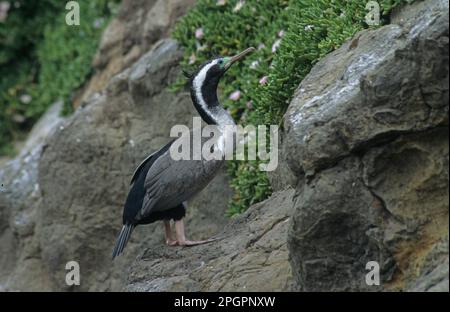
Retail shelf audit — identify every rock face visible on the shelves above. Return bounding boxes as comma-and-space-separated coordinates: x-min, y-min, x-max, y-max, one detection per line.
126, 190, 295, 292
75, 0, 195, 108
0, 102, 65, 291
282, 0, 449, 291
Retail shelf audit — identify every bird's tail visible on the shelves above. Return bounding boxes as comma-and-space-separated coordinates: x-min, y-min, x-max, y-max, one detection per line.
112, 224, 135, 260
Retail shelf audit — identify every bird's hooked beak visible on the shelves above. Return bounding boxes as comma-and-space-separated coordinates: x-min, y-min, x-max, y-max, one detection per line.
224, 47, 256, 70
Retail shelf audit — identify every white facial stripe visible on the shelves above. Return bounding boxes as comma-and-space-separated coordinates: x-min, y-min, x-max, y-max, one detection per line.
192, 59, 237, 156
193, 60, 219, 123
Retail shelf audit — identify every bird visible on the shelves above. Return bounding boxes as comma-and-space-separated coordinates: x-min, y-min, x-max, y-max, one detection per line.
112, 47, 256, 259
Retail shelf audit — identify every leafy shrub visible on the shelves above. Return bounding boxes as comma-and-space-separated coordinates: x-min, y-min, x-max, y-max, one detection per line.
172, 0, 413, 215
0, 0, 119, 155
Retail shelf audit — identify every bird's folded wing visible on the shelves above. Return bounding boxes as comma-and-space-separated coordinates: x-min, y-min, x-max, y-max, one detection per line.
139, 152, 220, 219
139, 152, 172, 214
129, 139, 174, 185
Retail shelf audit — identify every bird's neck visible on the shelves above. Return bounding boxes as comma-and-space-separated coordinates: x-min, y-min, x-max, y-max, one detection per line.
191, 78, 236, 132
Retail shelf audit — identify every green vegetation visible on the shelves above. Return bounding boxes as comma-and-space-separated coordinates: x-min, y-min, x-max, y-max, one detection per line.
0, 0, 119, 155
172, 0, 412, 215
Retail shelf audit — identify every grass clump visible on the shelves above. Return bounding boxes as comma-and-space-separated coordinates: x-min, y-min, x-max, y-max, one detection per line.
172, 0, 413, 216
172, 0, 290, 214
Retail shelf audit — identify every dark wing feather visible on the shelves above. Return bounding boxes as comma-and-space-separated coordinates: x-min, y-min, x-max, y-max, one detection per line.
123, 140, 174, 224
130, 139, 174, 185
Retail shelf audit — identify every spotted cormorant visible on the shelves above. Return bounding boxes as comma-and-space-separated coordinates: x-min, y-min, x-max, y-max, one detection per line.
112, 47, 255, 259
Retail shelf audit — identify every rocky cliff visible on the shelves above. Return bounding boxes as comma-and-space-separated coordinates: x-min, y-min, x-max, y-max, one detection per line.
0, 0, 448, 292
281, 0, 449, 291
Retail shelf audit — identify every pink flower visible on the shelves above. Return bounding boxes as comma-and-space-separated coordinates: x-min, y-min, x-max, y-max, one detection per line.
229, 90, 241, 101
250, 60, 259, 69
272, 39, 281, 53
233, 0, 245, 12
259, 76, 268, 85
0, 1, 10, 11
20, 94, 32, 104
93, 18, 104, 29
278, 30, 285, 38
246, 101, 253, 110
0, 1, 11, 23
188, 53, 196, 65
195, 28, 204, 40
12, 114, 25, 123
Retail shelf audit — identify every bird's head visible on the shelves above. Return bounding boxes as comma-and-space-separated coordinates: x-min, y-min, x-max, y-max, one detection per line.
188, 47, 255, 101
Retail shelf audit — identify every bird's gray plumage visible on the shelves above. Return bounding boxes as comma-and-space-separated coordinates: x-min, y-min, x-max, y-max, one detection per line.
112, 47, 256, 259
129, 139, 175, 186
136, 134, 224, 221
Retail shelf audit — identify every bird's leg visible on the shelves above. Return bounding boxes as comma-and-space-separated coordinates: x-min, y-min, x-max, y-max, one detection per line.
164, 220, 177, 246
174, 219, 216, 246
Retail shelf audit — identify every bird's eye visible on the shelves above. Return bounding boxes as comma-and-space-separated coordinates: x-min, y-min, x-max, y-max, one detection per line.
218, 58, 230, 68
